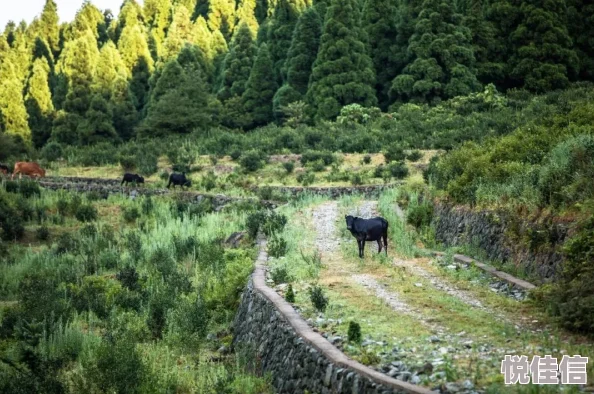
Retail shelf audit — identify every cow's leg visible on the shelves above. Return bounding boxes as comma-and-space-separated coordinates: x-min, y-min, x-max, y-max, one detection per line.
383, 231, 388, 255
377, 239, 382, 253
360, 239, 365, 258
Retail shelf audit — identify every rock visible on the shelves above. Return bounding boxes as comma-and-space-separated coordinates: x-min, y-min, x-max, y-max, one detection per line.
429, 336, 442, 343
396, 372, 411, 382
439, 347, 449, 355
225, 231, 245, 248
361, 339, 374, 347
217, 345, 228, 354
414, 283, 423, 288
387, 368, 399, 377
446, 265, 457, 270
463, 340, 473, 349
462, 380, 474, 390
390, 361, 404, 369
410, 375, 421, 385
206, 333, 217, 341
329, 336, 342, 345
445, 382, 461, 393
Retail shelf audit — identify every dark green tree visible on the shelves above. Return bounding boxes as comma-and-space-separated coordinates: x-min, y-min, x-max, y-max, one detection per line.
26, 58, 54, 147
391, 0, 481, 104
207, 0, 236, 40
39, 0, 60, 56
567, 0, 594, 81
144, 0, 172, 57
243, 43, 278, 128
129, 57, 151, 113
266, 0, 300, 84
306, 0, 377, 120
508, 0, 578, 91
272, 7, 321, 117
78, 94, 119, 145
362, 0, 401, 109
163, 5, 193, 60
217, 23, 257, 102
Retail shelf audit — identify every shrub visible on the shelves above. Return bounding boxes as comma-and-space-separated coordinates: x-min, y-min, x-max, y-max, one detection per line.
201, 171, 217, 191
240, 151, 266, 172
117, 266, 141, 291
246, 210, 268, 239
159, 171, 170, 181
383, 146, 406, 163
348, 321, 362, 343
141, 197, 153, 215
55, 233, 78, 255
230, 149, 242, 161
351, 173, 364, 186
300, 150, 335, 166
0, 193, 24, 240
136, 152, 158, 176
56, 198, 69, 216
310, 159, 326, 172
41, 141, 63, 161
373, 165, 385, 178
119, 156, 136, 172
69, 195, 82, 215
80, 224, 97, 238
209, 155, 218, 165
362, 154, 372, 165
407, 150, 423, 162
309, 284, 328, 312
75, 204, 98, 222
123, 206, 141, 223
285, 284, 295, 303
36, 225, 50, 241
388, 162, 409, 179
262, 212, 288, 236
13, 179, 41, 198
407, 202, 434, 229
270, 265, 292, 285
268, 235, 288, 258
282, 161, 295, 173
86, 190, 103, 201
297, 171, 315, 186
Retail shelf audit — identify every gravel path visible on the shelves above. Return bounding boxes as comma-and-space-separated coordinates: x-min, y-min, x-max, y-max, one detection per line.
312, 201, 341, 254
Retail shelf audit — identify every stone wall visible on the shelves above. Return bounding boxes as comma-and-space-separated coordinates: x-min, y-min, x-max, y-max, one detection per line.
232, 240, 432, 394
432, 203, 569, 282
253, 184, 401, 199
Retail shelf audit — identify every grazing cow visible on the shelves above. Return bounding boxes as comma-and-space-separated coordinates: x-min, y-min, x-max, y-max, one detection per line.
345, 215, 389, 258
121, 173, 145, 186
11, 162, 45, 180
167, 173, 192, 189
0, 164, 9, 175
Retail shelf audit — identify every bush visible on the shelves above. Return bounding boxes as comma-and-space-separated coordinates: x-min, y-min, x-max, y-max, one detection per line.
300, 150, 335, 166
285, 284, 295, 303
55, 232, 78, 255
348, 321, 362, 343
362, 154, 372, 165
407, 202, 434, 229
141, 197, 153, 215
388, 162, 409, 179
240, 151, 266, 172
262, 212, 287, 236
57, 198, 69, 216
246, 210, 267, 239
75, 203, 98, 222
230, 149, 242, 161
41, 141, 63, 161
36, 225, 50, 241
268, 235, 288, 258
209, 155, 218, 165
383, 145, 406, 163
278, 162, 293, 176
80, 224, 97, 238
201, 171, 217, 191
270, 265, 292, 285
297, 171, 315, 186
351, 173, 364, 186
119, 156, 136, 172
407, 150, 423, 162
0, 193, 25, 241
309, 284, 328, 312
309, 159, 326, 172
123, 206, 141, 223
136, 152, 158, 176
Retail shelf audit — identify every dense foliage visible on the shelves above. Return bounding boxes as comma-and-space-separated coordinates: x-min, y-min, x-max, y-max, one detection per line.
0, 0, 593, 149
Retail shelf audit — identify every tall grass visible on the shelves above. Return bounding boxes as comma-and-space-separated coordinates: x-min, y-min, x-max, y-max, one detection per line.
378, 188, 418, 258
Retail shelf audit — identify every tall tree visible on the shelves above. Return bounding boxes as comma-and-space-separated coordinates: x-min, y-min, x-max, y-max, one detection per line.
566, 0, 594, 81
78, 94, 119, 145
486, 0, 520, 89
0, 62, 30, 140
266, 0, 300, 84
25, 57, 54, 147
141, 59, 211, 137
129, 57, 152, 113
391, 0, 480, 104
207, 0, 236, 40
163, 5, 194, 59
272, 6, 321, 116
235, 0, 259, 38
115, 0, 145, 42
39, 0, 60, 56
217, 23, 257, 101
508, 0, 578, 91
71, 1, 105, 38
94, 41, 128, 97
144, 0, 172, 57
118, 24, 153, 73
177, 43, 213, 83
306, 0, 377, 120
192, 16, 213, 59
363, 0, 400, 109
243, 43, 277, 128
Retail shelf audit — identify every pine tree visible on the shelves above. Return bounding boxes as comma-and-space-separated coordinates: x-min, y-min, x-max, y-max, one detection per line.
26, 58, 54, 147
141, 59, 211, 137
111, 79, 139, 141
236, 0, 259, 38
177, 43, 213, 84
207, 0, 236, 40
163, 5, 193, 60
463, 0, 506, 86
243, 43, 278, 128
266, 0, 300, 84
94, 41, 128, 97
192, 16, 213, 59
486, 0, 520, 89
72, 1, 105, 38
567, 1, 594, 80
363, 0, 400, 109
272, 6, 321, 116
391, 0, 480, 103
130, 58, 152, 112
78, 94, 119, 145
306, 0, 377, 120
144, 0, 172, 57
39, 0, 60, 56
118, 24, 153, 73
509, 0, 578, 91
0, 62, 30, 140
115, 0, 145, 42
217, 23, 257, 101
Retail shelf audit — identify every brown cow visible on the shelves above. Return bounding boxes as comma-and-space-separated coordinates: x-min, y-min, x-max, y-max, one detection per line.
12, 162, 45, 180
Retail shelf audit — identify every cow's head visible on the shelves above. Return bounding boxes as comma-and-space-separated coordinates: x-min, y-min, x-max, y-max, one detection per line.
184, 179, 192, 187
138, 176, 145, 183
345, 215, 356, 230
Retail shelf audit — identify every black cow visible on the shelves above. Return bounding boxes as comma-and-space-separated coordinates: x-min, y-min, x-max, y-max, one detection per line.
0, 164, 10, 175
121, 173, 145, 186
345, 215, 389, 258
167, 173, 192, 189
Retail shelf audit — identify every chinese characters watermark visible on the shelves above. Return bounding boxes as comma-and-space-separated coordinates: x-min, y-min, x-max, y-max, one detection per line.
501, 355, 589, 385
